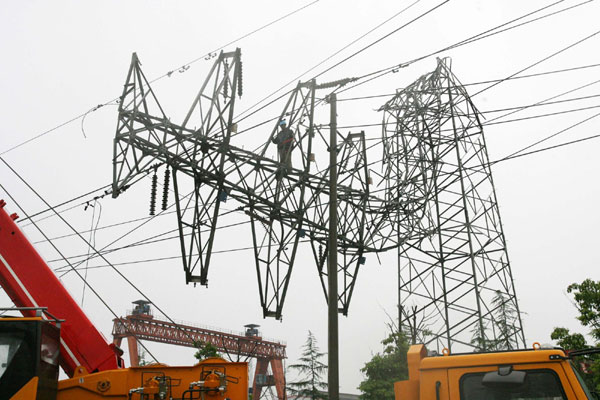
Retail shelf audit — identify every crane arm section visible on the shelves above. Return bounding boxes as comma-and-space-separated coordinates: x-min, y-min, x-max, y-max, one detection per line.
0, 200, 123, 377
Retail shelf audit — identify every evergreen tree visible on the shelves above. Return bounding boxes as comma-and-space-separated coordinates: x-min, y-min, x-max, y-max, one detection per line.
491, 290, 519, 350
470, 291, 520, 351
193, 340, 220, 361
358, 326, 410, 400
287, 331, 328, 399
470, 321, 497, 352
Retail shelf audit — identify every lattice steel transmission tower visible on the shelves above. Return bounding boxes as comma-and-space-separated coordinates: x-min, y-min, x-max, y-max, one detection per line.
112, 50, 422, 320
111, 48, 525, 350
380, 58, 525, 352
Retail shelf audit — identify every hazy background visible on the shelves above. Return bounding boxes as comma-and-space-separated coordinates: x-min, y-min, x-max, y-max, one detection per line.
1, 0, 599, 394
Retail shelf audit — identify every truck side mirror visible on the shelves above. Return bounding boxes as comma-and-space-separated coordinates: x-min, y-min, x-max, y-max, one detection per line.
482, 366, 526, 389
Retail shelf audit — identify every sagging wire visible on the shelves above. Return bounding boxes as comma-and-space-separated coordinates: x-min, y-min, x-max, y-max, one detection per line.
0, 157, 201, 349
336, 0, 593, 96
0, 0, 320, 156
0, 178, 160, 364
80, 102, 119, 138
232, 0, 594, 145
81, 198, 102, 306
233, 0, 425, 122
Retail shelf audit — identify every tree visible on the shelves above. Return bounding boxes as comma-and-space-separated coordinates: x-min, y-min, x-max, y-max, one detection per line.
358, 327, 410, 400
491, 290, 520, 350
470, 290, 520, 351
567, 279, 600, 340
551, 279, 600, 393
287, 331, 328, 399
470, 321, 497, 352
193, 340, 220, 361
551, 327, 588, 350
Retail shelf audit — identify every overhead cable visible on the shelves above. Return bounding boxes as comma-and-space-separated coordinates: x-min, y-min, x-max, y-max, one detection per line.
0, 0, 320, 156
0, 181, 160, 363
0, 157, 198, 346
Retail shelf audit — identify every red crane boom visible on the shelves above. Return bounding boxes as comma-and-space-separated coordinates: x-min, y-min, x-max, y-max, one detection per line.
0, 200, 123, 377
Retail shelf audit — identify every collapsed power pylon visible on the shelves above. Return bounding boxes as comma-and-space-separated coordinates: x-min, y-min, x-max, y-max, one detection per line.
112, 301, 286, 399
112, 50, 420, 319
380, 58, 526, 351
111, 48, 525, 350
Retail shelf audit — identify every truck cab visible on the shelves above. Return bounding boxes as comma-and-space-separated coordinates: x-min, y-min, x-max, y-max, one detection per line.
396, 344, 596, 400
0, 308, 61, 400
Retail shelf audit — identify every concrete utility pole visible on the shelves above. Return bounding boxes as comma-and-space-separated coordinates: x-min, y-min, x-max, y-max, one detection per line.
328, 92, 339, 400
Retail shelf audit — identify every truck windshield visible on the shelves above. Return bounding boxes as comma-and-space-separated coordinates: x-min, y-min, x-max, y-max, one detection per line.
461, 369, 567, 400
0, 335, 24, 378
569, 361, 594, 400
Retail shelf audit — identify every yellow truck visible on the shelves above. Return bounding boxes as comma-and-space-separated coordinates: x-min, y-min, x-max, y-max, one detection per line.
395, 344, 598, 400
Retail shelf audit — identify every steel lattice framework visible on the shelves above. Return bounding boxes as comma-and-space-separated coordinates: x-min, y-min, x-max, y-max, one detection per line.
112, 312, 286, 399
380, 58, 525, 352
112, 49, 525, 350
112, 50, 422, 319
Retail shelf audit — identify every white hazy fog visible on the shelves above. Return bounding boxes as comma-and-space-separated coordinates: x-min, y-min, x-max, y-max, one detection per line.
1, 0, 599, 394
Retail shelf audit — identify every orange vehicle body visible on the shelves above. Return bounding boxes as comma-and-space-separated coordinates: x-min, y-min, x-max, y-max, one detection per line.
56, 357, 248, 399
395, 344, 593, 400
0, 200, 250, 399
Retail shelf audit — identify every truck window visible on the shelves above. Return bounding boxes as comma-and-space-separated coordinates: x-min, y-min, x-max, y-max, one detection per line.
0, 335, 24, 378
460, 369, 567, 400
569, 361, 594, 400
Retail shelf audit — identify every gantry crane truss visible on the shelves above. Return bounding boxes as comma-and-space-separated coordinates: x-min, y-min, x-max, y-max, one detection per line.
112, 308, 286, 399
112, 49, 524, 350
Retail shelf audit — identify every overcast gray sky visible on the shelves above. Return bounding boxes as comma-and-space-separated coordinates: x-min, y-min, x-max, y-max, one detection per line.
1, 0, 599, 394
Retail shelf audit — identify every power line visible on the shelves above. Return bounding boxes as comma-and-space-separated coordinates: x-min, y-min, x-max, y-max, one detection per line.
0, 0, 320, 156
55, 197, 247, 278
233, 0, 595, 142
0, 181, 160, 364
0, 156, 199, 347
50, 219, 252, 272
336, 0, 592, 95
496, 110, 600, 161
483, 104, 600, 126
313, 0, 449, 81
18, 184, 111, 225
335, 103, 600, 131
231, 0, 456, 145
335, 63, 600, 102
483, 94, 600, 114
494, 131, 600, 164
471, 28, 600, 97
231, 0, 446, 137
54, 239, 311, 272
484, 78, 600, 124
32, 211, 176, 245
53, 118, 600, 270
233, 0, 426, 123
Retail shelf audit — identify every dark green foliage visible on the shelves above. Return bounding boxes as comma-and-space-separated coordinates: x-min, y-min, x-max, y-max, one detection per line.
568, 279, 600, 340
470, 321, 496, 352
287, 331, 328, 400
492, 290, 520, 350
193, 340, 220, 361
551, 326, 600, 393
552, 279, 600, 394
470, 290, 520, 351
551, 327, 588, 350
358, 328, 410, 400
